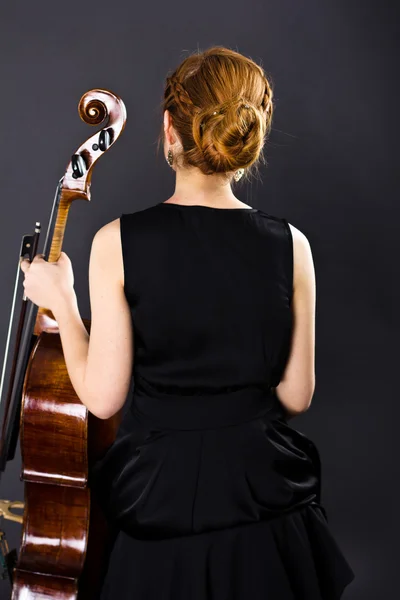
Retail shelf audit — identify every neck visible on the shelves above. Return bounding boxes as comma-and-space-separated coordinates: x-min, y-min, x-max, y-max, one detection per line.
171, 167, 238, 207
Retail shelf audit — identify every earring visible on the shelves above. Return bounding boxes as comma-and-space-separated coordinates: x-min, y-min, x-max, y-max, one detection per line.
166, 148, 174, 167
233, 168, 244, 182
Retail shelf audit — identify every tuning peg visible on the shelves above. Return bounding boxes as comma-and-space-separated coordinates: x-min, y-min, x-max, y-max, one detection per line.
71, 153, 87, 179
98, 128, 113, 151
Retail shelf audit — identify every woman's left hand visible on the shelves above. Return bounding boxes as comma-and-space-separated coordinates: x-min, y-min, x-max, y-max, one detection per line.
20, 251, 76, 313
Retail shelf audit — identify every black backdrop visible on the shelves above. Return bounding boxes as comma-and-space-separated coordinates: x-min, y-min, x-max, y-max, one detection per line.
0, 1, 397, 597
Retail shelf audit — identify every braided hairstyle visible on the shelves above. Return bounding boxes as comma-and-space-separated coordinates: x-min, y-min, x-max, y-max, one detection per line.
157, 45, 274, 182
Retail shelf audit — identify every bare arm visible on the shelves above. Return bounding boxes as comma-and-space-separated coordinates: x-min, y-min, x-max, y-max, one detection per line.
274, 223, 316, 416
53, 218, 134, 419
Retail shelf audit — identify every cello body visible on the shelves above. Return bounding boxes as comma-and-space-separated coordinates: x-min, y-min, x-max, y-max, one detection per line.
14, 328, 122, 599
0, 89, 127, 599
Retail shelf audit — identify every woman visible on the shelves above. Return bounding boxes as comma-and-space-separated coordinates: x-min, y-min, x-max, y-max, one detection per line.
20, 46, 355, 599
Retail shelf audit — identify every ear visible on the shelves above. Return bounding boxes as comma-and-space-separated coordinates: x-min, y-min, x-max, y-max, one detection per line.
163, 109, 171, 143
164, 110, 178, 146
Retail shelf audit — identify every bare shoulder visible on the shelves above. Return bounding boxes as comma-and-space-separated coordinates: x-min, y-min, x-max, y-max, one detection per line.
92, 217, 121, 243
286, 222, 315, 288
91, 218, 122, 255
90, 218, 124, 284
286, 221, 310, 249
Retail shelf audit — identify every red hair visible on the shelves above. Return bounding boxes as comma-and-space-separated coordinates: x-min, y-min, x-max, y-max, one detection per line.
157, 45, 274, 183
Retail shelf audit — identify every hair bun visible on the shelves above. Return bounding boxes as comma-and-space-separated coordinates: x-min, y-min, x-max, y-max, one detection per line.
192, 98, 265, 174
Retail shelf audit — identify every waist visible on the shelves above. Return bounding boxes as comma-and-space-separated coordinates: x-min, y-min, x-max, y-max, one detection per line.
130, 375, 285, 430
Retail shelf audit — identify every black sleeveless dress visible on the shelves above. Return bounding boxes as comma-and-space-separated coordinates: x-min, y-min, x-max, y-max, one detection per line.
89, 202, 355, 599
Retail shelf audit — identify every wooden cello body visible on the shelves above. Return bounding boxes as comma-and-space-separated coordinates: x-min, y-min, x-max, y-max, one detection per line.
0, 89, 127, 599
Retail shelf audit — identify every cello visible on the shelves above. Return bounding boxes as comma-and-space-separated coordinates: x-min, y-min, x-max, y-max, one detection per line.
0, 88, 127, 598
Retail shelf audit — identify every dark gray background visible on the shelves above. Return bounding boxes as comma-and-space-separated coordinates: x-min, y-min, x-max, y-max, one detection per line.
0, 0, 397, 597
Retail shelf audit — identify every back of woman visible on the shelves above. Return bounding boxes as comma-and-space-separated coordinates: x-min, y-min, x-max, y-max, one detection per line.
120, 203, 293, 394
21, 44, 355, 599
90, 44, 355, 598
